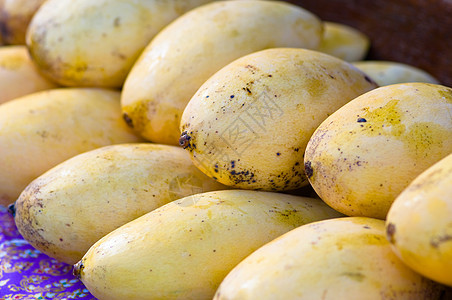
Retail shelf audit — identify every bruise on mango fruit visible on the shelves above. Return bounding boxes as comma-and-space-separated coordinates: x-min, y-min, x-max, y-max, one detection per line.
386, 222, 396, 244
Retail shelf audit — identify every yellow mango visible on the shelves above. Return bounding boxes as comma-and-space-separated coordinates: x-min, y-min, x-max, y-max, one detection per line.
74, 190, 343, 300
26, 0, 215, 87
386, 153, 452, 286
180, 48, 377, 191
215, 217, 444, 299
353, 60, 440, 86
13, 143, 226, 264
0, 0, 46, 44
0, 45, 58, 104
0, 88, 142, 206
121, 0, 323, 145
319, 21, 370, 61
304, 82, 452, 219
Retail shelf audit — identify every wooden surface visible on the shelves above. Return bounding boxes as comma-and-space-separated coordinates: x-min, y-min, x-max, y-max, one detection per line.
288, 0, 452, 87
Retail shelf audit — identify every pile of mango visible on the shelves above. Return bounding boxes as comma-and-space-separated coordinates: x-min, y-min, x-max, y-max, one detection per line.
1, 0, 451, 299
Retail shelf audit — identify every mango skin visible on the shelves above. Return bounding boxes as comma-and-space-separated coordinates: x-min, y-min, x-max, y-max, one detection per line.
26, 0, 214, 87
214, 217, 444, 300
304, 83, 452, 219
121, 0, 323, 145
386, 153, 452, 287
318, 21, 370, 62
353, 60, 440, 86
0, 45, 58, 104
0, 88, 142, 206
0, 0, 45, 45
75, 190, 343, 300
180, 48, 377, 191
14, 143, 227, 264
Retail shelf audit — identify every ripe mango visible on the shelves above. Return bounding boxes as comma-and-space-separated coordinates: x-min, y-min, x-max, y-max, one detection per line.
387, 153, 452, 287
180, 48, 377, 191
215, 217, 444, 299
74, 190, 343, 300
121, 0, 323, 145
0, 88, 142, 206
13, 143, 227, 264
304, 83, 452, 219
0, 45, 58, 104
26, 0, 215, 87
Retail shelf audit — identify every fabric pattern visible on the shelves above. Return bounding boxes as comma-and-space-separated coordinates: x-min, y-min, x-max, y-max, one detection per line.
0, 206, 96, 300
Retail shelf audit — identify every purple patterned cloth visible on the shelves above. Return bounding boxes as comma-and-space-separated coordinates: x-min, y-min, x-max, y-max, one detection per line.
0, 206, 97, 300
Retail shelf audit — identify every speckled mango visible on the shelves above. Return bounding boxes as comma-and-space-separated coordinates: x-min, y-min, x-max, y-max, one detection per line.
121, 0, 323, 145
26, 0, 215, 87
0, 88, 142, 207
353, 61, 440, 86
13, 143, 226, 264
318, 21, 370, 62
180, 48, 377, 191
214, 217, 444, 300
0, 45, 58, 104
0, 0, 46, 45
304, 82, 452, 219
386, 153, 452, 287
73, 190, 343, 300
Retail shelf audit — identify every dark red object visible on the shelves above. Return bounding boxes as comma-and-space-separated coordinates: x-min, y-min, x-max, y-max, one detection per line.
288, 0, 452, 87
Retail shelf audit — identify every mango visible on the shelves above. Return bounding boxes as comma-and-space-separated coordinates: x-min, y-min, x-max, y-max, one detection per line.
0, 88, 142, 206
0, 45, 58, 104
353, 60, 440, 86
304, 82, 452, 219
0, 0, 46, 44
74, 190, 343, 300
26, 0, 215, 87
13, 143, 227, 264
121, 0, 323, 145
386, 153, 452, 287
319, 21, 370, 61
180, 48, 377, 191
215, 217, 444, 299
